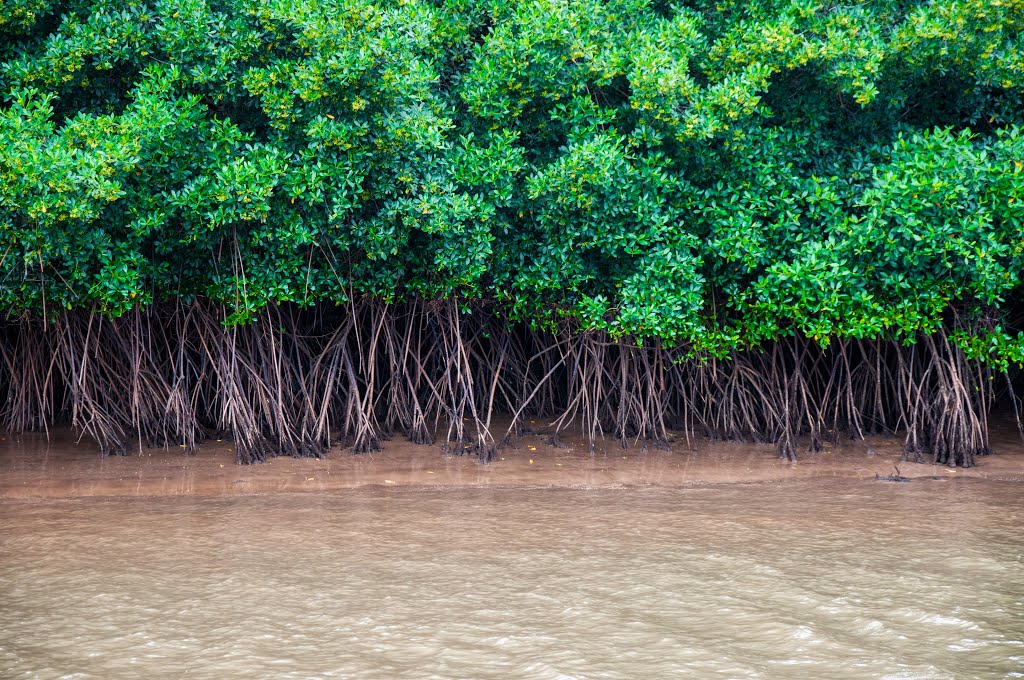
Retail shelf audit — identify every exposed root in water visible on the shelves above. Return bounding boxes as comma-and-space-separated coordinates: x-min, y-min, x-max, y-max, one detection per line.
875, 466, 912, 483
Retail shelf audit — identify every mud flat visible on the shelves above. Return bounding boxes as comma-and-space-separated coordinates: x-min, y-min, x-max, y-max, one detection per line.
0, 426, 1021, 499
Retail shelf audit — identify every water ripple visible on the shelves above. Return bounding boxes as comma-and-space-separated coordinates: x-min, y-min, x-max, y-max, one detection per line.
1, 480, 1022, 678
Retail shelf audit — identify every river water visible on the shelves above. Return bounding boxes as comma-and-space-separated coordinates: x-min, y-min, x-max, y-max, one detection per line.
1, 480, 1022, 679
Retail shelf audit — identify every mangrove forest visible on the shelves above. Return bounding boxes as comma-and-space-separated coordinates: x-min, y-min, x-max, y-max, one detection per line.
0, 0, 1022, 465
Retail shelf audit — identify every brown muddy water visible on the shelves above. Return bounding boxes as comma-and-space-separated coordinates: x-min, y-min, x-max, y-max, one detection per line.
2, 480, 1023, 679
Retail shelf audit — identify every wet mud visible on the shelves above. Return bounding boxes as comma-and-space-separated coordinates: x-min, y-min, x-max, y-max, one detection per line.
2, 426, 1022, 499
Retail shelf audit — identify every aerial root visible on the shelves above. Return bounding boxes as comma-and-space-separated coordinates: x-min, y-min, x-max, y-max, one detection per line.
0, 301, 1012, 466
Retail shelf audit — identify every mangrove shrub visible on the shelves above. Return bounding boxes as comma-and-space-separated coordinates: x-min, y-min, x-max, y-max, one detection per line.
0, 0, 1022, 464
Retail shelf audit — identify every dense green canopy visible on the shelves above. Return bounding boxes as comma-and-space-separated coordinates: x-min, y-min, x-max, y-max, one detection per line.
2, 0, 1022, 360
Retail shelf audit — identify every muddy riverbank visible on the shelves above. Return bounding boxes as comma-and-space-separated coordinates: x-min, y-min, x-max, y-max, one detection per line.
2, 427, 1022, 499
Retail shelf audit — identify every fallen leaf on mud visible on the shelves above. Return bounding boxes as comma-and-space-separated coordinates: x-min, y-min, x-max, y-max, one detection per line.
305, 477, 314, 481
384, 479, 396, 484
426, 471, 434, 474
219, 464, 224, 468
529, 459, 534, 464
945, 468, 957, 473
528, 446, 536, 451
